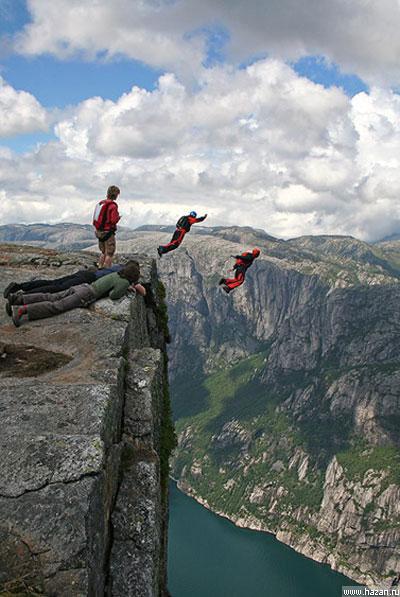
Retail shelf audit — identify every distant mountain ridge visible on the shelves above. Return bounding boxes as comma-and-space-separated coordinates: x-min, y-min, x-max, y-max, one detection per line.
379, 232, 400, 242
1, 222, 399, 272
0, 223, 134, 251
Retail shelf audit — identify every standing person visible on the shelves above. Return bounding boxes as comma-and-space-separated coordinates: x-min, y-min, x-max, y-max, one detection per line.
219, 248, 260, 293
93, 185, 121, 267
9, 262, 146, 327
157, 211, 207, 257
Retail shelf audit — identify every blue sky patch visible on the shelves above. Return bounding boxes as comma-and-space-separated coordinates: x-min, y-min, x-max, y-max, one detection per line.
0, 0, 30, 36
293, 55, 368, 97
203, 24, 230, 67
1, 54, 161, 109
0, 131, 55, 154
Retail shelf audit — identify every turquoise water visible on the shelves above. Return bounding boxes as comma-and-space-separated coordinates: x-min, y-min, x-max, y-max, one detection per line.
168, 482, 352, 597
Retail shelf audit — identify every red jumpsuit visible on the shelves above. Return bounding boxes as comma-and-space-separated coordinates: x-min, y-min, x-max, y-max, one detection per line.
158, 214, 207, 254
221, 251, 258, 292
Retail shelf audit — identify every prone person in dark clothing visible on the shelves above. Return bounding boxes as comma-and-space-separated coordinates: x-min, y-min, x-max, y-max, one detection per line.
219, 248, 260, 293
157, 211, 207, 256
392, 573, 400, 586
3, 265, 123, 301
7, 261, 145, 327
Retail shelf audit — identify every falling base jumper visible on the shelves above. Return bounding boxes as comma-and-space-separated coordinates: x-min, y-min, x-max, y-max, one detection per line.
157, 211, 207, 256
219, 248, 260, 293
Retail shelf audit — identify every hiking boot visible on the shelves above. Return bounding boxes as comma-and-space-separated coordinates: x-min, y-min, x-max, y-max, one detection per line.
12, 306, 28, 328
218, 278, 226, 285
3, 282, 19, 299
221, 285, 231, 294
8, 291, 24, 305
157, 247, 163, 258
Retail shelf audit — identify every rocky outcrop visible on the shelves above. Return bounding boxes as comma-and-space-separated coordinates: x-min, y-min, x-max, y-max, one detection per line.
0, 245, 174, 596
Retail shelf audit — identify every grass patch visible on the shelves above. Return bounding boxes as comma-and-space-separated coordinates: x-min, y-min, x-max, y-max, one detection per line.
175, 350, 270, 438
337, 441, 400, 485
170, 364, 209, 421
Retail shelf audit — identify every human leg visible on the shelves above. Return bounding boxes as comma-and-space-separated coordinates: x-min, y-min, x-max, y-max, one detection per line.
10, 278, 52, 293
96, 232, 106, 267
223, 271, 245, 291
9, 273, 90, 298
5, 277, 65, 298
24, 285, 96, 321
17, 287, 78, 305
158, 229, 186, 254
103, 234, 116, 267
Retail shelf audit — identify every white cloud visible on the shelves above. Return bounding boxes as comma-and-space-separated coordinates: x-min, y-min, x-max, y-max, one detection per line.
0, 77, 49, 137
1, 60, 400, 241
15, 0, 205, 77
14, 0, 400, 86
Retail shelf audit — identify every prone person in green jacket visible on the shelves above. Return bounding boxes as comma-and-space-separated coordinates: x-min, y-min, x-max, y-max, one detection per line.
9, 260, 146, 327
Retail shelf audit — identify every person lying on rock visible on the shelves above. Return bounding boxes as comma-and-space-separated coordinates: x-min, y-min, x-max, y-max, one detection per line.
157, 211, 207, 257
219, 248, 260, 294
7, 261, 146, 328
3, 264, 124, 302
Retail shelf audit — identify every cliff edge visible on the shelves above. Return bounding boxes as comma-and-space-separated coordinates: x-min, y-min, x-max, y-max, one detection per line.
0, 244, 174, 596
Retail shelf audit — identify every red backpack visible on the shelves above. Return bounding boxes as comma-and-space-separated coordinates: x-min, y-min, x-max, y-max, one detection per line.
93, 200, 111, 231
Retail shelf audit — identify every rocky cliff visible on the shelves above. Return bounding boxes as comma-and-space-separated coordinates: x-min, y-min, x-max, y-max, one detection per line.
2, 224, 399, 587
0, 244, 174, 596
112, 228, 400, 587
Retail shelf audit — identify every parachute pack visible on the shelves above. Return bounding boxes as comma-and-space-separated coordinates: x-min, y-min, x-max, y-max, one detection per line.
176, 215, 191, 231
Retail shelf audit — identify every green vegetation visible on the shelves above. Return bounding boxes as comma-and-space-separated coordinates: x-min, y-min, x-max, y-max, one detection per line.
287, 520, 335, 549
171, 361, 209, 421
172, 340, 400, 560
173, 351, 327, 519
337, 441, 400, 486
175, 351, 269, 435
279, 469, 324, 511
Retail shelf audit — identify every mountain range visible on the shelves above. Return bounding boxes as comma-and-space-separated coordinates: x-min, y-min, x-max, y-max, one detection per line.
3, 222, 400, 586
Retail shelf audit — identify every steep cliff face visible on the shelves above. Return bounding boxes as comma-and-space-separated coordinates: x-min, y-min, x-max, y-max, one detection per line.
115, 230, 399, 377
0, 245, 174, 596
2, 225, 399, 587
112, 229, 400, 587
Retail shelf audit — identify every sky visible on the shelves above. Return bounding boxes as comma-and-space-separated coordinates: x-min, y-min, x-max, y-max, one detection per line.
1, 0, 400, 241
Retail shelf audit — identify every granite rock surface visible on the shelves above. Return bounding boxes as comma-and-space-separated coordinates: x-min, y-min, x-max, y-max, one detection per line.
0, 244, 171, 596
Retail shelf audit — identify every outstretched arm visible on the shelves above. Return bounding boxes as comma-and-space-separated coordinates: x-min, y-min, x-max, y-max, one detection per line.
109, 287, 127, 300
232, 253, 252, 261
194, 214, 207, 223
